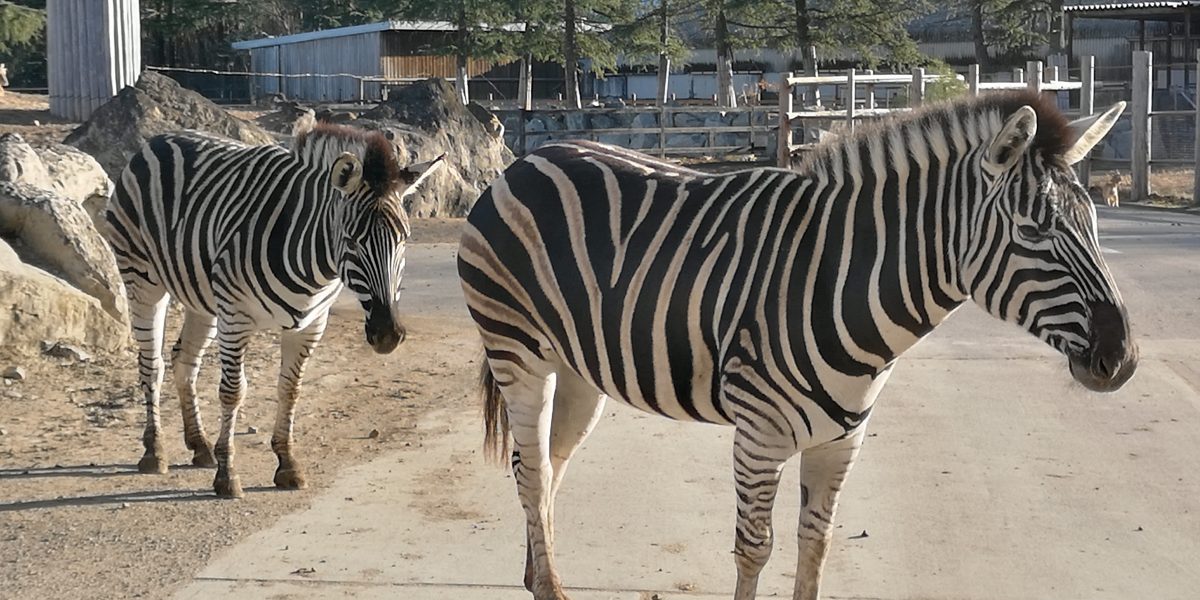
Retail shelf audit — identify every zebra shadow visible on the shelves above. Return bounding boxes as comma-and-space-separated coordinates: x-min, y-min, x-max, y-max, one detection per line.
0, 485, 279, 512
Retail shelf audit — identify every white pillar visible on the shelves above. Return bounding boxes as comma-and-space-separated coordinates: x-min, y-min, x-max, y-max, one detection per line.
48, 0, 141, 121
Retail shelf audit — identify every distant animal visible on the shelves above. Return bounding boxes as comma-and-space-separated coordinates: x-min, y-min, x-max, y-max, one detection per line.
103, 124, 443, 498
458, 92, 1136, 600
0, 63, 9, 96
1101, 171, 1122, 207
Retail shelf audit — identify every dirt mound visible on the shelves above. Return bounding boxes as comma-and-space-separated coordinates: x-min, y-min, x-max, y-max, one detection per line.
63, 71, 275, 179
360, 78, 513, 217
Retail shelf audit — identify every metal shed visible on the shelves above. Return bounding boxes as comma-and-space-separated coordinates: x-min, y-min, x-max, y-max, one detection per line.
231, 21, 495, 103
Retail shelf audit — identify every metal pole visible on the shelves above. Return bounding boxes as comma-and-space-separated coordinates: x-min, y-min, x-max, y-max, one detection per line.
1079, 55, 1096, 185
778, 72, 794, 168
1131, 50, 1152, 203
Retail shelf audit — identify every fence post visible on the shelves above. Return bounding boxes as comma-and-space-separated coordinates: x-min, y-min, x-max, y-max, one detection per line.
910, 67, 925, 107
1027, 60, 1043, 93
1079, 55, 1096, 184
1132, 50, 1152, 203
846, 68, 857, 132
968, 64, 980, 96
1194, 49, 1200, 205
864, 69, 875, 110
659, 106, 667, 158
778, 72, 794, 168
517, 107, 528, 156
806, 46, 821, 107
1013, 67, 1025, 83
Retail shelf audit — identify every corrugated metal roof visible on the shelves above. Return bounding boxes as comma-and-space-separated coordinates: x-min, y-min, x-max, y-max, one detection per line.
232, 21, 526, 50
1065, 1, 1200, 12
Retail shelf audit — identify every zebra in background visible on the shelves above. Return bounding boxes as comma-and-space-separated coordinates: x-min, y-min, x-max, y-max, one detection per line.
103, 124, 443, 498
458, 91, 1136, 600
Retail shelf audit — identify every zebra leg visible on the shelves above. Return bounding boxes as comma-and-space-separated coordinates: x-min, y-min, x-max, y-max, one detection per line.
731, 427, 791, 600
500, 363, 569, 600
272, 315, 328, 490
130, 289, 171, 474
518, 370, 606, 591
212, 317, 251, 499
172, 310, 218, 468
791, 429, 866, 600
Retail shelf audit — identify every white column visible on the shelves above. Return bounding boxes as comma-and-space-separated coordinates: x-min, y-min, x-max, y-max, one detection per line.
48, 0, 141, 121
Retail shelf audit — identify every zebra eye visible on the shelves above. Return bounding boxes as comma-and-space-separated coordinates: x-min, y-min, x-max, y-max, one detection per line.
1017, 224, 1048, 241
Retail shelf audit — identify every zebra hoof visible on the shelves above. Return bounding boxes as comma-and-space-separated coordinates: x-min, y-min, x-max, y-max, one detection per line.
137, 453, 167, 474
191, 446, 217, 468
273, 468, 308, 490
213, 475, 244, 499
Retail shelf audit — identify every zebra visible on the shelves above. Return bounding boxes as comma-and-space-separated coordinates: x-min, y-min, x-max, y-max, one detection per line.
457, 91, 1136, 600
103, 124, 443, 499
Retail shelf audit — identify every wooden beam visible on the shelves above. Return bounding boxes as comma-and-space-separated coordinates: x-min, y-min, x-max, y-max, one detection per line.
846, 68, 857, 132
1027, 60, 1044, 93
778, 72, 794, 168
1079, 55, 1096, 185
1131, 50, 1152, 203
911, 67, 925, 107
1193, 49, 1200, 206
968, 64, 980, 96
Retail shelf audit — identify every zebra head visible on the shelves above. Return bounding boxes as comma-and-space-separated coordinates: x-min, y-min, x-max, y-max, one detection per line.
329, 147, 445, 354
965, 95, 1135, 392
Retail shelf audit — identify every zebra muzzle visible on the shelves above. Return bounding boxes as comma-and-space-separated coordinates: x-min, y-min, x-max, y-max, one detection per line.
1068, 301, 1137, 392
365, 308, 405, 354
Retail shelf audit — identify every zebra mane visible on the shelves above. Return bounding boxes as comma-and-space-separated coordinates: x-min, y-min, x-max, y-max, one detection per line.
293, 123, 405, 197
797, 90, 1073, 172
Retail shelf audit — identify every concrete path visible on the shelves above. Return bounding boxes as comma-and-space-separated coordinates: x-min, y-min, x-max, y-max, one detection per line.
174, 208, 1200, 600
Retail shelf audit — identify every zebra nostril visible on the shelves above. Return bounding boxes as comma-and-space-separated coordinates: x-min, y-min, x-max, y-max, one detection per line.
1095, 355, 1119, 380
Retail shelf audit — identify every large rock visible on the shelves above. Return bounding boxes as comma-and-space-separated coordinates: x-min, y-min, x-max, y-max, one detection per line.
0, 238, 127, 353
0, 182, 127, 324
360, 79, 513, 217
64, 70, 275, 179
33, 142, 113, 208
256, 100, 317, 136
0, 133, 52, 190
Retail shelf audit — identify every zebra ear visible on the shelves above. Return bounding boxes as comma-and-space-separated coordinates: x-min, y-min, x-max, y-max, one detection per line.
1062, 101, 1126, 165
984, 105, 1038, 173
400, 153, 446, 187
330, 152, 363, 193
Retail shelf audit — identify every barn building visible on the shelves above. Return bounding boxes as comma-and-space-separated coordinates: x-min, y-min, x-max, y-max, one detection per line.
231, 21, 562, 103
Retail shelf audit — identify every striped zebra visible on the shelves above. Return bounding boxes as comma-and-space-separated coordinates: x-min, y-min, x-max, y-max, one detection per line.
103, 124, 442, 498
457, 92, 1136, 599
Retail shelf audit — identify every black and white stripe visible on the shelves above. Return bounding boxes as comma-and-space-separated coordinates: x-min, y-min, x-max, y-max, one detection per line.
458, 92, 1136, 600
103, 124, 441, 498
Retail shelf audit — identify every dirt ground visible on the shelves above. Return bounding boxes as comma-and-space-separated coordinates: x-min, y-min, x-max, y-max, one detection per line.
0, 219, 478, 600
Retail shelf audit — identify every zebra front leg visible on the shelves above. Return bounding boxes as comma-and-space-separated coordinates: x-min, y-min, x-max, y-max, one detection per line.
130, 290, 170, 474
792, 429, 866, 600
520, 371, 606, 591
272, 315, 328, 490
172, 311, 218, 467
731, 427, 791, 600
212, 318, 251, 499
501, 365, 569, 600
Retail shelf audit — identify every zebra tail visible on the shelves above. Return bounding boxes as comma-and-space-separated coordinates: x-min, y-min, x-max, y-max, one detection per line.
480, 359, 511, 465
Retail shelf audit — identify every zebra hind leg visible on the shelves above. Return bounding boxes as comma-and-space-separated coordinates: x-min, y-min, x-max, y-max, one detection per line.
172, 310, 218, 468
271, 315, 328, 490
731, 426, 793, 600
517, 370, 606, 592
129, 288, 171, 474
493, 358, 570, 600
791, 429, 866, 600
212, 315, 252, 499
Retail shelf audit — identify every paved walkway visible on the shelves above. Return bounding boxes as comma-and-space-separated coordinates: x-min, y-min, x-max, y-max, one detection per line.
174, 210, 1200, 599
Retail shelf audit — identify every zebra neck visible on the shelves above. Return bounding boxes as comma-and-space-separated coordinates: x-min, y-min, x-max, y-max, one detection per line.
788, 126, 974, 370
